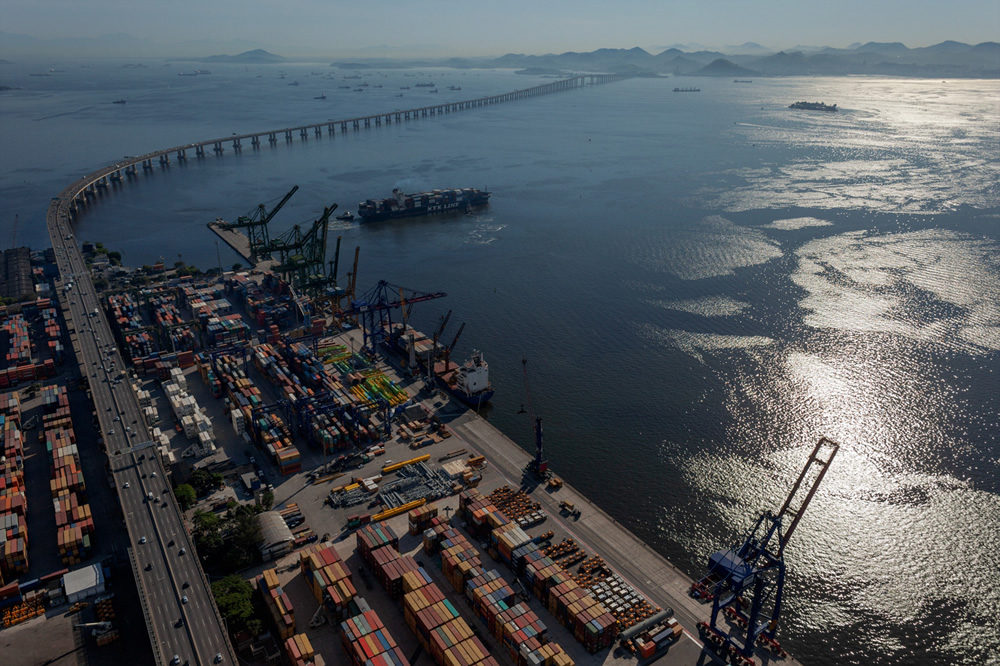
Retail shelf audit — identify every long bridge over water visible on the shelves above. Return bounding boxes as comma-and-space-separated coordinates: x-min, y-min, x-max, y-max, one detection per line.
53, 73, 628, 220
43, 71, 629, 666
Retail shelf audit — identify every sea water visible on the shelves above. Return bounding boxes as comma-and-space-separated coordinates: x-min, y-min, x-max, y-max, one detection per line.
2, 61, 999, 665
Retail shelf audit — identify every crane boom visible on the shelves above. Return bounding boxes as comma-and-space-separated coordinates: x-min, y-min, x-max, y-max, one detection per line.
216, 185, 299, 264
448, 323, 465, 353
695, 437, 839, 660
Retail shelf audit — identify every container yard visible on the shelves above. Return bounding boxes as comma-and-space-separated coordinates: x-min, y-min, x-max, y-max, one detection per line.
1, 258, 818, 666
203, 314, 815, 666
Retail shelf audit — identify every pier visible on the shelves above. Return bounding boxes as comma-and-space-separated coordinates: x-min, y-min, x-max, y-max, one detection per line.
206, 220, 275, 270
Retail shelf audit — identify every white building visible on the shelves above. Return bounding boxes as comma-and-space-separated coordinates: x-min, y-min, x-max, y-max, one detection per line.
62, 564, 105, 603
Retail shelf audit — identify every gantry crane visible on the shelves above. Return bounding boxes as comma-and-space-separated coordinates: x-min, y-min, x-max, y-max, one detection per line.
215, 185, 298, 265
339, 280, 446, 354
694, 437, 839, 663
267, 204, 337, 295
521, 358, 548, 478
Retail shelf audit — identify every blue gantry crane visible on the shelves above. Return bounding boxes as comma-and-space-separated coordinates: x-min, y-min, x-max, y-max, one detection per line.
340, 280, 446, 354
694, 437, 839, 664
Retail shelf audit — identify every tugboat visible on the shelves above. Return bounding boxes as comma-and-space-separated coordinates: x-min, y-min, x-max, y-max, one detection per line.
314, 94, 327, 100
335, 211, 354, 221
789, 101, 837, 112
439, 350, 494, 407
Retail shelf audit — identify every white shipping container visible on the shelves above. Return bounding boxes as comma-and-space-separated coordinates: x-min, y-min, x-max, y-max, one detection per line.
231, 409, 245, 435
182, 415, 197, 439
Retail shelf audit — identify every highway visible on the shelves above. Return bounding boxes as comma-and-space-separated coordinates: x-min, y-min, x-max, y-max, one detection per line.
46, 201, 235, 666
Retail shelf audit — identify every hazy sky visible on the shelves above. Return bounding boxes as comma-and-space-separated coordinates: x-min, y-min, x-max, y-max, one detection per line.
3, 0, 999, 57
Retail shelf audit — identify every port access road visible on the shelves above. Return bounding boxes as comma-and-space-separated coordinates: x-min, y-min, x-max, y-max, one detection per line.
46, 204, 235, 666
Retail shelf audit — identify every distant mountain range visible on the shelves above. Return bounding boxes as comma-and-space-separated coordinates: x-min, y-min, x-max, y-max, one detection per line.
482, 42, 1000, 78
1, 33, 997, 78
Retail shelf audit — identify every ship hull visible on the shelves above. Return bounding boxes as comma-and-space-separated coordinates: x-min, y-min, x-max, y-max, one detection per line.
358, 189, 490, 222
442, 380, 494, 407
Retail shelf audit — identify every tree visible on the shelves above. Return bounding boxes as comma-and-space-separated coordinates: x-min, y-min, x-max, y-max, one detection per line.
188, 469, 222, 496
211, 575, 255, 635
174, 484, 196, 510
192, 509, 220, 535
191, 504, 263, 573
247, 618, 264, 637
232, 263, 243, 272
260, 490, 274, 511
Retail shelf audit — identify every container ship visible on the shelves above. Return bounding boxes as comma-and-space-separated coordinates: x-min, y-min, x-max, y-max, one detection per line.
435, 350, 494, 407
789, 101, 837, 112
357, 188, 490, 222
387, 325, 495, 407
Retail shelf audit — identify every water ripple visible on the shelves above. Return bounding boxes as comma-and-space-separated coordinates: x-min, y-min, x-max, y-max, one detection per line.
792, 229, 1000, 353
632, 215, 783, 280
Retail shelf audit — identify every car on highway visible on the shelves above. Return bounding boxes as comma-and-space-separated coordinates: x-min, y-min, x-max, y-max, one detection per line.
139, 536, 146, 544
215, 654, 223, 663
123, 482, 129, 489
181, 595, 188, 605
107, 429, 114, 435
179, 548, 186, 555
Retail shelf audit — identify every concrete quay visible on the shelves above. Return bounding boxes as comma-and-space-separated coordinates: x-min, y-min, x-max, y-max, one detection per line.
433, 407, 801, 666
207, 221, 276, 271
247, 326, 804, 666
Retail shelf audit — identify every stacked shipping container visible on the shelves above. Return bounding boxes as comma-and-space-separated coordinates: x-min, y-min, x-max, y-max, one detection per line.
2, 315, 31, 367
258, 567, 295, 639
340, 609, 410, 666
299, 543, 357, 621
0, 392, 27, 580
461, 489, 615, 654
39, 305, 64, 364
40, 385, 94, 566
408, 504, 439, 536
283, 633, 315, 665
420, 513, 572, 666
198, 352, 301, 475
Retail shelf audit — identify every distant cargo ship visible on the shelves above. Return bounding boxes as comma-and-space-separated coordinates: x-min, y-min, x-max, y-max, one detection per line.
357, 188, 490, 222
673, 87, 700, 92
789, 101, 837, 112
112, 99, 127, 104
414, 82, 435, 87
733, 79, 753, 83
